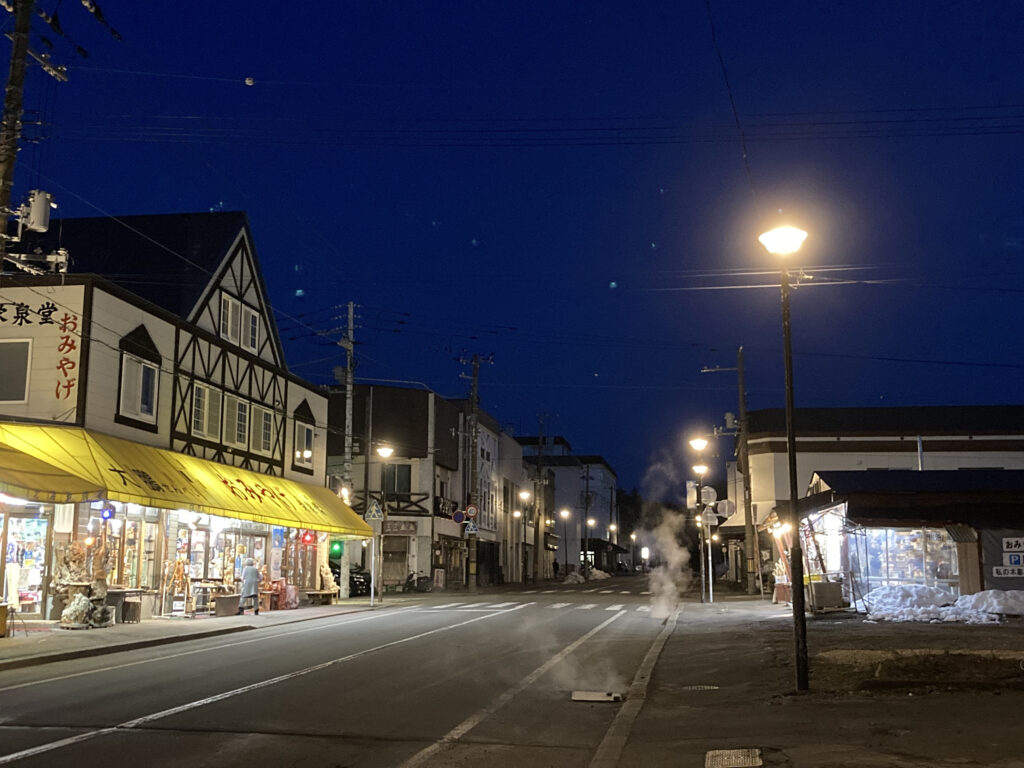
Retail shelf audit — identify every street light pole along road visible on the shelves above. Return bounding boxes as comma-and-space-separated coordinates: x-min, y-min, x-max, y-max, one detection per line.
759, 224, 810, 692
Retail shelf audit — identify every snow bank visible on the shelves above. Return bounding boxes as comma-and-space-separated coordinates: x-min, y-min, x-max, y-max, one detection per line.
862, 585, 1024, 624
588, 569, 611, 580
562, 573, 586, 585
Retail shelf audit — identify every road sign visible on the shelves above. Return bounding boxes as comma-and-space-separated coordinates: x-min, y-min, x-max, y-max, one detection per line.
365, 500, 384, 521
465, 504, 478, 519
452, 510, 465, 524
465, 520, 479, 534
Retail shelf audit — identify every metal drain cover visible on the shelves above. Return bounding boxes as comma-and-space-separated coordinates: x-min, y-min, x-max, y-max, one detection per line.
704, 748, 763, 767
571, 690, 623, 702
681, 684, 720, 691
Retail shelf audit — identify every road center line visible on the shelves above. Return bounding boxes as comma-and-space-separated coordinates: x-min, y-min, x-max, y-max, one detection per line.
0, 607, 412, 694
398, 609, 627, 768
0, 604, 531, 766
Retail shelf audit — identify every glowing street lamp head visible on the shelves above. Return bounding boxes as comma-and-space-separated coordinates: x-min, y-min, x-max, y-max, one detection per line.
519, 489, 531, 502
759, 225, 807, 256
689, 437, 708, 452
692, 464, 708, 477
513, 510, 522, 519
587, 518, 596, 528
629, 532, 636, 542
559, 508, 570, 519
376, 445, 394, 458
609, 523, 617, 532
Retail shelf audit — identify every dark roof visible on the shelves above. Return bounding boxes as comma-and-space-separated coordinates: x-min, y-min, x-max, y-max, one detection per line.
516, 435, 573, 451
748, 406, 1024, 437
18, 212, 251, 317
814, 469, 1024, 495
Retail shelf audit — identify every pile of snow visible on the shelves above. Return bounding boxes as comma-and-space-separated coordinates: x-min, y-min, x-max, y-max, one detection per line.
562, 573, 586, 585
588, 568, 611, 581
862, 585, 1024, 624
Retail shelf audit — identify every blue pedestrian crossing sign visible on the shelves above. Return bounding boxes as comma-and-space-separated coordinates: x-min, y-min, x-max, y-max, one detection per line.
365, 500, 384, 521
465, 520, 479, 534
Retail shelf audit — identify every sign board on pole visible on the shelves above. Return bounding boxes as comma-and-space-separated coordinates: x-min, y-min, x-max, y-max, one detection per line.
465, 520, 479, 534
466, 504, 478, 519
365, 500, 384, 521
452, 510, 465, 524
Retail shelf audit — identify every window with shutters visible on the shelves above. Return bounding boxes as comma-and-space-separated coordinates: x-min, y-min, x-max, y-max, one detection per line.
223, 395, 249, 448
242, 307, 260, 353
191, 383, 222, 440
219, 294, 241, 345
119, 353, 158, 424
252, 404, 274, 454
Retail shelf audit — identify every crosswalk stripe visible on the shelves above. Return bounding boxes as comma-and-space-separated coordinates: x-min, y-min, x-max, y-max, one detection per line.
551, 602, 571, 609
577, 604, 597, 610
607, 604, 624, 611
582, 588, 599, 593
431, 603, 464, 609
522, 590, 537, 594
637, 605, 651, 612
599, 590, 614, 594
542, 590, 557, 594
619, 591, 631, 595
488, 602, 516, 608
640, 591, 651, 595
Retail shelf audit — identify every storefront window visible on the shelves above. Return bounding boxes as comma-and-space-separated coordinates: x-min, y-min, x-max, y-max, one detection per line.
4, 515, 48, 614
856, 526, 959, 595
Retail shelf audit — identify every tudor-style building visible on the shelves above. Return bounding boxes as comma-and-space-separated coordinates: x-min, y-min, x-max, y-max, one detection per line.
1, 212, 368, 620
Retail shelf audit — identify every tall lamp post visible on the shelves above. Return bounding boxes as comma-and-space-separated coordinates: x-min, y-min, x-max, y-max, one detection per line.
519, 489, 531, 583
630, 532, 637, 571
693, 463, 708, 603
375, 444, 393, 604
559, 508, 570, 576
759, 223, 809, 692
586, 518, 596, 576
608, 523, 617, 571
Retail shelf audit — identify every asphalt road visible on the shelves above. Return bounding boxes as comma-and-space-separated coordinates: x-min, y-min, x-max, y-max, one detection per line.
0, 581, 667, 768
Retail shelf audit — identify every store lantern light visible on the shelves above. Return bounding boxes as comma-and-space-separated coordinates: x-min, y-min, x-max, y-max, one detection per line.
84, 536, 95, 547
302, 531, 316, 545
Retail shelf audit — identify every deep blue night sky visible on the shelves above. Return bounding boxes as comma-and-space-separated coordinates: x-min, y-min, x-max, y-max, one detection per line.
7, 2, 1024, 493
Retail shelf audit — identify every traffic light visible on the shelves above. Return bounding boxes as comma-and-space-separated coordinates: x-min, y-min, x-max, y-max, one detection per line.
329, 539, 343, 556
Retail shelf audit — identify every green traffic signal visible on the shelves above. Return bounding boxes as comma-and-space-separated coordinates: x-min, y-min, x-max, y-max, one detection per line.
330, 540, 343, 556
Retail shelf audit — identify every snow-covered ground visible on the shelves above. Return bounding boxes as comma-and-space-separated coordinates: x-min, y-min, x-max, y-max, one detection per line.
861, 585, 1024, 624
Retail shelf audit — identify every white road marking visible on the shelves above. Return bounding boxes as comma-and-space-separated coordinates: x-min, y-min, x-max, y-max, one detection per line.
487, 602, 516, 608
541, 589, 557, 594
637, 606, 651, 612
0, 607, 409, 694
640, 591, 651, 595
577, 604, 597, 610
599, 590, 614, 594
0, 605, 531, 765
400, 610, 628, 768
430, 602, 465, 609
607, 604, 624, 611
582, 588, 599, 593
550, 602, 571, 609
619, 591, 631, 595
522, 590, 537, 594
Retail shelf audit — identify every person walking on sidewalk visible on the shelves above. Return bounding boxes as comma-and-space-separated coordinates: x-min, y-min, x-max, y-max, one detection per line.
238, 558, 260, 615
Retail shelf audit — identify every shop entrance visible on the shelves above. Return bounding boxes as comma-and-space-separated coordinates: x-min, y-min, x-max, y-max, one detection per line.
382, 535, 408, 587
2, 513, 50, 618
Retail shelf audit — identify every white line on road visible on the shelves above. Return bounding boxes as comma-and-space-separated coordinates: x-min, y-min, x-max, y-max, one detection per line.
487, 602, 516, 608
577, 604, 597, 610
619, 591, 631, 595
582, 588, 599, 593
430, 603, 465, 609
399, 610, 627, 768
599, 590, 614, 594
637, 606, 651, 612
0, 605, 532, 765
541, 590, 556, 594
550, 602, 571, 609
607, 604, 624, 611
0, 607, 411, 694
521, 590, 537, 594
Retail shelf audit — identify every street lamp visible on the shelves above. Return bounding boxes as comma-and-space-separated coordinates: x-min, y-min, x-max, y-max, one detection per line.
375, 444, 394, 603
692, 463, 708, 602
559, 508, 570, 577
519, 489, 531, 583
586, 518, 596, 576
760, 223, 809, 692
630, 531, 637, 572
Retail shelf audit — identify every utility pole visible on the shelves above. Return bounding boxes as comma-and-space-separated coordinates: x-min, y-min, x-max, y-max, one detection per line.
466, 355, 481, 594
0, 0, 35, 266
533, 416, 546, 581
737, 346, 758, 596
339, 301, 356, 493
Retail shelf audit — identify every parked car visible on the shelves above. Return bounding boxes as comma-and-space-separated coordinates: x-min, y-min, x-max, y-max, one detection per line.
330, 563, 372, 596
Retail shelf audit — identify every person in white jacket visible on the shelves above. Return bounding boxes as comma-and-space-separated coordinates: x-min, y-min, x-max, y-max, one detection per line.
238, 558, 260, 615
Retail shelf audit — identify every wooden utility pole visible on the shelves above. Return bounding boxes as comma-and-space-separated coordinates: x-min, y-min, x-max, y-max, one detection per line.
466, 355, 480, 593
532, 417, 545, 581
738, 346, 758, 595
0, 0, 35, 265
339, 301, 356, 492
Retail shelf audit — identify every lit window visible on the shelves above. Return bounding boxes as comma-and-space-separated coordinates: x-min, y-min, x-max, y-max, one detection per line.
294, 422, 314, 467
120, 354, 158, 423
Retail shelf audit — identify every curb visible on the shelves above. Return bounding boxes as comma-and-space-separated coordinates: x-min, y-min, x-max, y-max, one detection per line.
0, 603, 384, 673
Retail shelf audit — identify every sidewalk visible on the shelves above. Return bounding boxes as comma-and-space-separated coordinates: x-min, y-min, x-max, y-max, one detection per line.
0, 597, 394, 672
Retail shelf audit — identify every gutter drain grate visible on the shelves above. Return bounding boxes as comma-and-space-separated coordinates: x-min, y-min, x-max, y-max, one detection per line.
680, 684, 720, 690
704, 748, 763, 767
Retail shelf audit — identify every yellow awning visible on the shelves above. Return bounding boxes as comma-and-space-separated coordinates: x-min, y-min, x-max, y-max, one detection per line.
0, 423, 372, 538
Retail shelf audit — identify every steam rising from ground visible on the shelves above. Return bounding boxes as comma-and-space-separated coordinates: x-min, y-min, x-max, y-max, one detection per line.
640, 452, 694, 619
